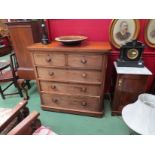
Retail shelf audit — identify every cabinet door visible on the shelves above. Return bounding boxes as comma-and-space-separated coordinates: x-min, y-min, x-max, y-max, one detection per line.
112, 74, 148, 115
7, 22, 40, 80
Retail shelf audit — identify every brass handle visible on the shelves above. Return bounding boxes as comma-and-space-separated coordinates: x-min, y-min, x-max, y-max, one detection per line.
82, 73, 87, 78
81, 101, 87, 106
52, 98, 58, 103
49, 71, 54, 76
118, 79, 122, 87
51, 85, 56, 89
81, 59, 87, 64
81, 87, 87, 92
46, 57, 52, 62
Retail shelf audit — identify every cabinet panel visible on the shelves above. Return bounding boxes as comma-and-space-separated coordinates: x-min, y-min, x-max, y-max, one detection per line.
9, 26, 34, 68
7, 21, 41, 80
112, 74, 149, 115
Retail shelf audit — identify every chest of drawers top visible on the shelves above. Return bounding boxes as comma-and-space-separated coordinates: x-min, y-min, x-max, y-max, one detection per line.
28, 41, 112, 53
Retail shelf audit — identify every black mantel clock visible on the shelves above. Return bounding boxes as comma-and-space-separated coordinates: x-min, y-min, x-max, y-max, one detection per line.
116, 40, 145, 67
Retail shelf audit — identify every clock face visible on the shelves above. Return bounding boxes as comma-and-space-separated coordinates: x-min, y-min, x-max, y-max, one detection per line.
127, 48, 139, 60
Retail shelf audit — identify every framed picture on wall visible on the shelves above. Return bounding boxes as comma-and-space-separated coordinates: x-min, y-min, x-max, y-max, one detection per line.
109, 19, 140, 49
145, 19, 155, 48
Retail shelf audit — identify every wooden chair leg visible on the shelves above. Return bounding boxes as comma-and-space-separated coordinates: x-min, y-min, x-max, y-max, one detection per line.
17, 87, 24, 98
26, 80, 31, 89
17, 79, 29, 100
14, 81, 23, 98
0, 85, 5, 99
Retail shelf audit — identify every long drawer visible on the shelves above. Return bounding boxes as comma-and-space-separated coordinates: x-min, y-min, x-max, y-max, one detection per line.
40, 81, 101, 96
33, 53, 65, 66
68, 54, 102, 69
41, 93, 101, 112
37, 67, 102, 83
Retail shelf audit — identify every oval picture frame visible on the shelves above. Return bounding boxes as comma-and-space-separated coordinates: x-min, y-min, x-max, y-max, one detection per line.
144, 19, 155, 48
109, 19, 140, 49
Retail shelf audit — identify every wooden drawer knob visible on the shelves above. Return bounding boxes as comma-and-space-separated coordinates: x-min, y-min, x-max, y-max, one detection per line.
118, 79, 122, 87
52, 98, 58, 103
81, 101, 87, 106
46, 57, 52, 62
81, 87, 87, 92
82, 73, 87, 78
81, 59, 87, 64
51, 85, 56, 89
49, 71, 54, 76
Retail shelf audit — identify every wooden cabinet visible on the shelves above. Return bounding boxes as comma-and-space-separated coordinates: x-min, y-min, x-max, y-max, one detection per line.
111, 62, 152, 115
28, 41, 111, 117
6, 21, 41, 80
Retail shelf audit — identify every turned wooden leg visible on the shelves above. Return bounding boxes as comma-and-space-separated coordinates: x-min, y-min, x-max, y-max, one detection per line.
26, 80, 31, 89
14, 81, 23, 97
17, 79, 29, 100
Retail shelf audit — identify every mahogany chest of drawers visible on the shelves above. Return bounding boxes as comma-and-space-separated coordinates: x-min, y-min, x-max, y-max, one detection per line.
28, 41, 111, 117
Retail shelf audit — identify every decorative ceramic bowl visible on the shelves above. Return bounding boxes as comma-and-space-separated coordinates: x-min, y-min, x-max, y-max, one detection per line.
55, 35, 88, 46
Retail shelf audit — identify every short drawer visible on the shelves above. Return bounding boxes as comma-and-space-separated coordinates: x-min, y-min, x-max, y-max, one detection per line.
33, 53, 65, 66
40, 81, 101, 96
37, 67, 102, 83
41, 93, 101, 112
68, 54, 102, 69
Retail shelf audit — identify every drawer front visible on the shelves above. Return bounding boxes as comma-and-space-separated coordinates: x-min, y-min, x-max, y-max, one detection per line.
37, 67, 102, 83
41, 93, 101, 112
33, 53, 65, 66
68, 54, 102, 69
40, 81, 101, 96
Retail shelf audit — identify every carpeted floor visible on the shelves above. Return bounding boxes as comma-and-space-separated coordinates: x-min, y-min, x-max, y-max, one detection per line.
0, 54, 132, 135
